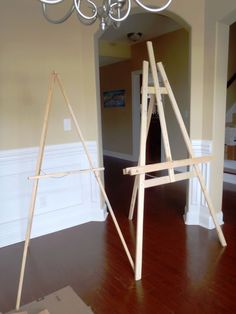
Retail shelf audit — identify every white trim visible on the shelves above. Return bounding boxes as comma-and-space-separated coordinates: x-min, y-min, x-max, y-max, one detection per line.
0, 142, 107, 247
184, 205, 224, 229
103, 149, 136, 161
184, 140, 224, 229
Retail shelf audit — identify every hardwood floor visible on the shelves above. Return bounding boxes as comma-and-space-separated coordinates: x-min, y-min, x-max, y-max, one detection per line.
0, 156, 236, 313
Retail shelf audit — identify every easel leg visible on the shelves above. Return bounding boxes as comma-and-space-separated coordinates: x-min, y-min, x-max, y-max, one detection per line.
129, 95, 156, 220
135, 176, 145, 280
194, 166, 227, 246
16, 73, 56, 310
56, 75, 134, 270
16, 178, 40, 310
147, 42, 175, 182
157, 62, 226, 247
134, 61, 149, 280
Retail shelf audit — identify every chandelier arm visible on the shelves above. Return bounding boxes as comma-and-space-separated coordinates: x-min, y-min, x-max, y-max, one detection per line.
41, 3, 75, 24
108, 0, 131, 22
76, 12, 97, 25
134, 0, 172, 12
39, 0, 65, 4
73, 0, 97, 21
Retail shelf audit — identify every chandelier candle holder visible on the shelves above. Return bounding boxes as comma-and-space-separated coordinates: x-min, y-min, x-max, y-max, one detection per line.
39, 0, 172, 30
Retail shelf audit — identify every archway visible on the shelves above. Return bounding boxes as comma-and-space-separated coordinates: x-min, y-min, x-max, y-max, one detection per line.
96, 10, 191, 223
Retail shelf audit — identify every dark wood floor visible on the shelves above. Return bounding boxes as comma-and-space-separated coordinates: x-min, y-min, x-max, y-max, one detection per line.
0, 156, 236, 313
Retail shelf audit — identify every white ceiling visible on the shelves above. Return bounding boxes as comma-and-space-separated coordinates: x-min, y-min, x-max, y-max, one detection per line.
99, 12, 181, 65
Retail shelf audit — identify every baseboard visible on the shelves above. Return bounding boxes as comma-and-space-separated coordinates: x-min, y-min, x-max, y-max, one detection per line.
0, 142, 107, 247
103, 149, 137, 162
184, 205, 224, 230
223, 172, 236, 184
0, 205, 108, 248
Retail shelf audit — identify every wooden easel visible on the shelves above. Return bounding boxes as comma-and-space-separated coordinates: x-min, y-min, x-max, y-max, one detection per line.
16, 72, 134, 310
123, 41, 227, 281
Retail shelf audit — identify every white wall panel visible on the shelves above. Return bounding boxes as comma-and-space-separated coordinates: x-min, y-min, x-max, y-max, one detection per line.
0, 142, 107, 247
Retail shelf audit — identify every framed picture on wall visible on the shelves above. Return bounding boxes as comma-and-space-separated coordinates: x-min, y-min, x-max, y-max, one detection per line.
103, 89, 125, 108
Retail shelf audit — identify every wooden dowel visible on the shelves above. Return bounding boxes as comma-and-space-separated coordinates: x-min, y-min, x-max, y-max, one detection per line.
147, 41, 175, 182
128, 94, 156, 220
135, 61, 149, 281
194, 165, 227, 247
144, 171, 196, 188
28, 167, 104, 180
157, 61, 227, 247
124, 156, 212, 176
148, 86, 168, 94
55, 74, 134, 270
157, 62, 194, 154
16, 73, 56, 310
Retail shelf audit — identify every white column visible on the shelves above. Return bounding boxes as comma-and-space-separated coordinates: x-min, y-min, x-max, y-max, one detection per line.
184, 140, 224, 229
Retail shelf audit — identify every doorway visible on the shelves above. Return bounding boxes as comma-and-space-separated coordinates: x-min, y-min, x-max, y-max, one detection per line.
224, 21, 236, 185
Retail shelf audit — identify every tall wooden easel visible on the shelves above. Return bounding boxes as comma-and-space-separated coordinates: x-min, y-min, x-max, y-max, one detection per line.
16, 72, 134, 310
123, 41, 227, 281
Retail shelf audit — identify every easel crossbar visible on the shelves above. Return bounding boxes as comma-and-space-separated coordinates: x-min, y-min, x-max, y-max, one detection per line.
123, 156, 212, 176
144, 170, 196, 188
147, 86, 168, 94
28, 167, 104, 180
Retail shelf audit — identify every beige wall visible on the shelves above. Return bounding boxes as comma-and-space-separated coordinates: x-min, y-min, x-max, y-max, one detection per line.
100, 28, 189, 159
0, 1, 99, 150
202, 0, 236, 211
2, 0, 236, 216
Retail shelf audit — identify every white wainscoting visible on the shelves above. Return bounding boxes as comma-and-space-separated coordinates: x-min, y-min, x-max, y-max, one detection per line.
184, 140, 224, 229
0, 142, 107, 248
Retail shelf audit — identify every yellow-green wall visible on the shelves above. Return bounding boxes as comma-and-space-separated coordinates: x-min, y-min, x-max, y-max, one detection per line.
100, 60, 132, 155
100, 28, 189, 159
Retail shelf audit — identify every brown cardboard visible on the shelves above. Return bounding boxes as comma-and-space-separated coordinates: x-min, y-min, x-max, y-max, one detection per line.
6, 286, 94, 314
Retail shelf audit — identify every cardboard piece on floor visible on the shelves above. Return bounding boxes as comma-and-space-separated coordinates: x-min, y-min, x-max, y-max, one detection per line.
6, 286, 93, 314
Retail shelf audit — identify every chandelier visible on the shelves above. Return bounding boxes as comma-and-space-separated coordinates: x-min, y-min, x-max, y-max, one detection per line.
39, 0, 172, 31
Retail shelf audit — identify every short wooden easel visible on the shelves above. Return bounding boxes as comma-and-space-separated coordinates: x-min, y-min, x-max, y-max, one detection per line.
123, 41, 227, 281
16, 72, 134, 310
